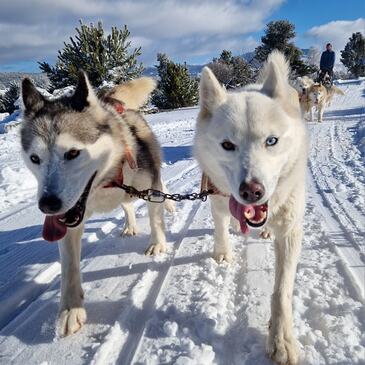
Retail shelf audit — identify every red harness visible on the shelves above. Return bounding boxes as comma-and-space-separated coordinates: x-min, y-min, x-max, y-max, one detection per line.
114, 102, 125, 114
200, 173, 229, 197
103, 101, 137, 188
107, 101, 227, 198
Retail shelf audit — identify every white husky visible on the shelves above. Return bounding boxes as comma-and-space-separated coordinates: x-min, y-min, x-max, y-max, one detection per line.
194, 51, 307, 365
294, 75, 315, 119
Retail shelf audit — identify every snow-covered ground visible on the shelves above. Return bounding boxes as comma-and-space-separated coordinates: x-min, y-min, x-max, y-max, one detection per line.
0, 81, 364, 365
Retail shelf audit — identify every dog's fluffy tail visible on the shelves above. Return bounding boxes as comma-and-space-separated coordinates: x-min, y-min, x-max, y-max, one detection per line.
108, 77, 157, 110
332, 85, 345, 95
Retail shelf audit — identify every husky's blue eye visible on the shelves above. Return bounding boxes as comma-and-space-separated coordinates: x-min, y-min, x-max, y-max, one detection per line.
30, 154, 40, 164
65, 149, 80, 160
265, 136, 278, 147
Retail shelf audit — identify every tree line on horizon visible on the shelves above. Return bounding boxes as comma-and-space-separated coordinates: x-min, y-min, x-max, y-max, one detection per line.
1, 20, 364, 114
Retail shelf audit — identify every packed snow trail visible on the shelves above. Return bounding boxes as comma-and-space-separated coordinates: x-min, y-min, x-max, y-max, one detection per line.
0, 84, 364, 364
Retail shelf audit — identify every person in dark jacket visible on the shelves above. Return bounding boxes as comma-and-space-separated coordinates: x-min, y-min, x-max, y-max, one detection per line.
318, 43, 335, 84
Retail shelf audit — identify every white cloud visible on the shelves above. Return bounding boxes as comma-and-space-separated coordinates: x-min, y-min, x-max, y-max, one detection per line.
0, 0, 284, 65
306, 18, 365, 54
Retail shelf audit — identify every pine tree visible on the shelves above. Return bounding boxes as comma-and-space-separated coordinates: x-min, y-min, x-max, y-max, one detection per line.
151, 53, 170, 107
231, 56, 253, 87
152, 54, 198, 109
341, 32, 365, 77
219, 50, 233, 65
39, 21, 143, 91
0, 83, 20, 114
208, 51, 253, 88
207, 61, 233, 88
254, 20, 316, 77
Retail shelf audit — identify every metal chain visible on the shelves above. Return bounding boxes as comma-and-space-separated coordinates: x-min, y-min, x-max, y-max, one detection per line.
115, 183, 214, 203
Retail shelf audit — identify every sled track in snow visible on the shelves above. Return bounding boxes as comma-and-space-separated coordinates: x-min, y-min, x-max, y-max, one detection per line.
104, 202, 201, 365
0, 161, 199, 331
308, 165, 365, 302
0, 169, 203, 364
308, 113, 365, 302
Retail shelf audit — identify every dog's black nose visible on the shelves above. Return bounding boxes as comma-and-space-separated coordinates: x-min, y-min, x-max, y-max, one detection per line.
239, 181, 265, 203
39, 194, 62, 214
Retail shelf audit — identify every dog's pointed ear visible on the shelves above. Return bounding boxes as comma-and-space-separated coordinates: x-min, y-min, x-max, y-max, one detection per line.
22, 78, 44, 113
71, 71, 99, 111
199, 66, 226, 120
260, 51, 289, 99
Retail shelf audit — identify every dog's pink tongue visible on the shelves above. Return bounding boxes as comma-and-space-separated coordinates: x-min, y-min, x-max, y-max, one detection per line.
229, 196, 253, 235
42, 215, 67, 242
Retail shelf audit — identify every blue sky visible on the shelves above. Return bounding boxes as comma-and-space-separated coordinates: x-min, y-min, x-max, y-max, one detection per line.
0, 0, 364, 72
268, 0, 364, 37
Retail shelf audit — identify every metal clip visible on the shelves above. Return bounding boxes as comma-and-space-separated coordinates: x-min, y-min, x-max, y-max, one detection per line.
147, 189, 166, 203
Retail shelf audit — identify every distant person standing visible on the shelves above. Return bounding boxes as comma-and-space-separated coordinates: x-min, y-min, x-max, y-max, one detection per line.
319, 43, 335, 83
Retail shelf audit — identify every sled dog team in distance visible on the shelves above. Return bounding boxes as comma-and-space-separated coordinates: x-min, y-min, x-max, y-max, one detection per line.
20, 43, 344, 365
294, 43, 345, 122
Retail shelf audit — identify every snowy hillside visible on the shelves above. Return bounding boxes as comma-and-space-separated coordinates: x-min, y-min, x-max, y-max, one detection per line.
0, 80, 364, 365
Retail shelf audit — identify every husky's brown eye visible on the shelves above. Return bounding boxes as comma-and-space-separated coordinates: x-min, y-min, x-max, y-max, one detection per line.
64, 149, 80, 160
30, 154, 40, 164
221, 140, 236, 151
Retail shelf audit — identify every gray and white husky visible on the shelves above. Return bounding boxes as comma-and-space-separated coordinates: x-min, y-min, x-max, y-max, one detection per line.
194, 51, 308, 365
21, 73, 173, 336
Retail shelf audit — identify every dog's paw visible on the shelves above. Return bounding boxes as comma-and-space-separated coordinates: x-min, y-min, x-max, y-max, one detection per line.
260, 228, 273, 240
213, 251, 233, 264
58, 307, 87, 337
121, 225, 138, 236
144, 243, 166, 256
164, 200, 176, 214
267, 324, 299, 365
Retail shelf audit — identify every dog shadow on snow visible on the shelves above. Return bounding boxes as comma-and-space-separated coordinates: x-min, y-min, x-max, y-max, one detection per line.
324, 106, 365, 119
78, 241, 271, 365
0, 224, 253, 348
0, 225, 213, 343
2, 227, 363, 365
0, 228, 274, 365
82, 299, 271, 365
162, 145, 192, 164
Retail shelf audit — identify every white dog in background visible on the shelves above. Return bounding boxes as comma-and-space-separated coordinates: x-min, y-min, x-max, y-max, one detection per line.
294, 75, 315, 120
194, 51, 308, 365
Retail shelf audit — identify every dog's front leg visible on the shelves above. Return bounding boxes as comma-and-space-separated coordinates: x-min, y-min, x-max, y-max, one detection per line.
58, 224, 86, 336
267, 227, 302, 365
121, 202, 138, 236
318, 105, 323, 122
145, 201, 167, 255
211, 195, 232, 263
